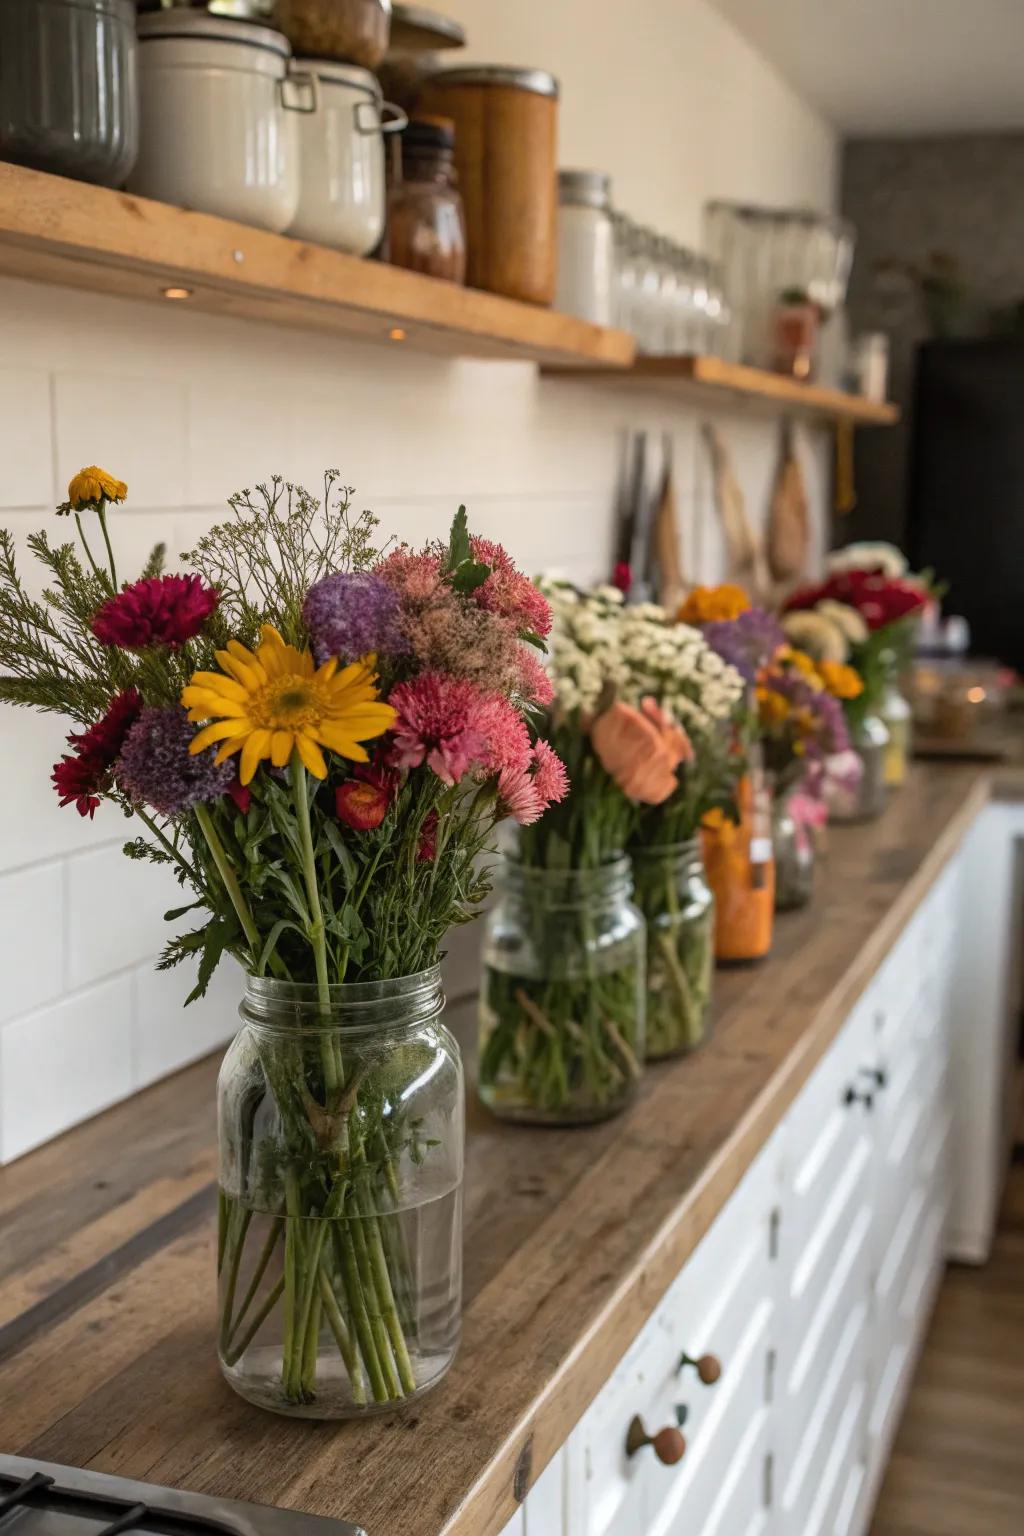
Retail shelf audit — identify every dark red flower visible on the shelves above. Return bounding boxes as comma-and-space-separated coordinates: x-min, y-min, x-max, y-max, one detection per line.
226, 779, 251, 814
354, 759, 401, 800
417, 808, 439, 862
784, 570, 928, 631
612, 560, 632, 594
335, 779, 390, 831
91, 574, 218, 650
51, 688, 142, 817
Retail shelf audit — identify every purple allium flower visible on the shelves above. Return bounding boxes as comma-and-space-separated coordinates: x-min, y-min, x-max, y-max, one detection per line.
704, 607, 785, 684
302, 572, 406, 666
116, 706, 234, 815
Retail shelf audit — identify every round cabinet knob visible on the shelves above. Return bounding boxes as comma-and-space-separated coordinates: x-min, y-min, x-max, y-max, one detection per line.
625, 1413, 687, 1465
863, 1066, 888, 1089
843, 1085, 874, 1111
680, 1351, 722, 1385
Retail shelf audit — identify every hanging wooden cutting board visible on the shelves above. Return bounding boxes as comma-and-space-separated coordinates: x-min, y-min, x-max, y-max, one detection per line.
766, 418, 810, 583
652, 435, 686, 612
702, 422, 767, 598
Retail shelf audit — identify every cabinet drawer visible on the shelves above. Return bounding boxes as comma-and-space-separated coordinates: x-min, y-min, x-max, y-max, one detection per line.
692, 1397, 770, 1536
779, 1287, 869, 1533
566, 1323, 659, 1536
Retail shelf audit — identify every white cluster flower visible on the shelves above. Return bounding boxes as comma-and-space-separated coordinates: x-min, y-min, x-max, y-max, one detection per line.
826, 541, 908, 578
538, 577, 746, 735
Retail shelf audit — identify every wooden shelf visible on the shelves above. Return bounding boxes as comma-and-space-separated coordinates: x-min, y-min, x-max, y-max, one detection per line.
546, 352, 900, 425
0, 163, 635, 368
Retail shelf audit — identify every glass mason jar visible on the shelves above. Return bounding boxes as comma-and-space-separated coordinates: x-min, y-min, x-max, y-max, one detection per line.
771, 787, 815, 911
217, 968, 463, 1420
828, 714, 890, 824
879, 679, 913, 787
478, 856, 646, 1126
631, 839, 715, 1059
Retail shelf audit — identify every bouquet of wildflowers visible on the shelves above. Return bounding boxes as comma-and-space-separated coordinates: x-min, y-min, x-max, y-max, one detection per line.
479, 582, 744, 1114
781, 545, 931, 730
0, 467, 566, 1415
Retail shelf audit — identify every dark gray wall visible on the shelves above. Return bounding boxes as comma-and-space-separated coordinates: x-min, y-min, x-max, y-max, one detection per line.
841, 133, 1024, 547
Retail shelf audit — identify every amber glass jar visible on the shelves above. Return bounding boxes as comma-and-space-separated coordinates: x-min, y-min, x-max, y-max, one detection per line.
386, 115, 466, 282
701, 774, 775, 964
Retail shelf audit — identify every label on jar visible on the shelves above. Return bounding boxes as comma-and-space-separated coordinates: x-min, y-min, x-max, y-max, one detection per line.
750, 837, 773, 865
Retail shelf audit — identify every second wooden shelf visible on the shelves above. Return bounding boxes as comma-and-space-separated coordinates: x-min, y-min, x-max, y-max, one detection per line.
545, 352, 900, 425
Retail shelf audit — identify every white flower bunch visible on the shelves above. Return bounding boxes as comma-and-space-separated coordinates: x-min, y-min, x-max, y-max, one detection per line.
826, 541, 908, 578
541, 580, 745, 737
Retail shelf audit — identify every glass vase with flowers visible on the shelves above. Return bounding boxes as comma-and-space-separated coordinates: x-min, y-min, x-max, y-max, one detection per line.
479, 584, 745, 1117
0, 470, 567, 1419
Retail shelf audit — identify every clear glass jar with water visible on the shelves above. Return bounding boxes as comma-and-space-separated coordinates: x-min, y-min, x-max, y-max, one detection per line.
217, 968, 463, 1419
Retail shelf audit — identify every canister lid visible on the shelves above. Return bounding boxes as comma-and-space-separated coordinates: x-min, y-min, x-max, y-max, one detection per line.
137, 9, 291, 57
136, 0, 275, 18
291, 57, 382, 95
426, 64, 559, 98
389, 4, 466, 51
558, 169, 611, 210
402, 114, 456, 151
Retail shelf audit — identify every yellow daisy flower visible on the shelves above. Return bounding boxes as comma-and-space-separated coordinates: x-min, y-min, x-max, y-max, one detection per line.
66, 466, 128, 511
181, 624, 396, 785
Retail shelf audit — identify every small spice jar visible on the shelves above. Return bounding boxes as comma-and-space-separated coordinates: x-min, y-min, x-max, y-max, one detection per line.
386, 114, 466, 282
555, 168, 615, 326
421, 65, 559, 305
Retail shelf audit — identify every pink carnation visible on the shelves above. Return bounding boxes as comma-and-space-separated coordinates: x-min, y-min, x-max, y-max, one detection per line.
388, 672, 488, 785
475, 691, 533, 775
375, 548, 443, 604
531, 738, 569, 803
515, 645, 554, 707
497, 740, 569, 825
470, 536, 552, 636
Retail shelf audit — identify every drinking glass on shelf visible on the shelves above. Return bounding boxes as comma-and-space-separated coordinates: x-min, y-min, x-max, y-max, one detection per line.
612, 212, 640, 335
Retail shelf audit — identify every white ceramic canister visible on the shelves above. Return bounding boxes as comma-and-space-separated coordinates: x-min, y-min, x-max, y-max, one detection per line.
287, 59, 405, 253
555, 168, 614, 326
130, 10, 306, 234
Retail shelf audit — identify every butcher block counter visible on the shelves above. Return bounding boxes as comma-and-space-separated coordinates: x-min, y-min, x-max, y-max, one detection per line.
0, 759, 1018, 1536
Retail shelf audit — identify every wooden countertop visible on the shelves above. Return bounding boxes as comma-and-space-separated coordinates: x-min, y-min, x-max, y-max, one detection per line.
0, 761, 1011, 1535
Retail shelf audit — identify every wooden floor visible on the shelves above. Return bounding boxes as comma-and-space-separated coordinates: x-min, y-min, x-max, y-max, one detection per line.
872, 1152, 1024, 1534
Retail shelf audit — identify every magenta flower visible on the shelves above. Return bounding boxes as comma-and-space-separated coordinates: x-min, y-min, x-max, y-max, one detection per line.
497, 740, 569, 825
531, 739, 569, 803
375, 548, 443, 604
388, 673, 489, 785
514, 645, 554, 707
91, 574, 218, 649
51, 688, 142, 818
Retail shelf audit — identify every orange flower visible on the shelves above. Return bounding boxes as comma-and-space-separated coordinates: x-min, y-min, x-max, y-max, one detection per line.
590, 696, 690, 805
816, 659, 864, 700
782, 647, 823, 686
677, 583, 751, 625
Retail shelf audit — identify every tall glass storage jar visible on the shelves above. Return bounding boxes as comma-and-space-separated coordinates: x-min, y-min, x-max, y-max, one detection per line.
555, 168, 615, 326
386, 114, 466, 281
827, 714, 890, 824
770, 783, 815, 911
218, 968, 463, 1419
631, 840, 714, 1059
478, 856, 645, 1126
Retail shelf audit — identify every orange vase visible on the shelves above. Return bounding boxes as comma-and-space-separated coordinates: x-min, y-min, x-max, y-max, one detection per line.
701, 774, 775, 963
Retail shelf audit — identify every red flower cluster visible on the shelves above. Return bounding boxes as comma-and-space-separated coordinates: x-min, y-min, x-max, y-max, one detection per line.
784, 570, 928, 631
91, 574, 218, 650
51, 688, 142, 817
335, 761, 401, 831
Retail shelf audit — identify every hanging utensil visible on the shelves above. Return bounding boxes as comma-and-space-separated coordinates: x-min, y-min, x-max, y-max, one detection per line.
652, 433, 686, 613
766, 417, 810, 584
702, 421, 768, 599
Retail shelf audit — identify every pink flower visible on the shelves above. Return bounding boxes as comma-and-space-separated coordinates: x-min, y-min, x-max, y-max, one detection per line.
498, 765, 546, 825
497, 739, 569, 825
531, 738, 569, 803
475, 691, 534, 775
388, 673, 488, 785
91, 574, 218, 649
375, 548, 443, 604
514, 646, 554, 707
469, 536, 552, 636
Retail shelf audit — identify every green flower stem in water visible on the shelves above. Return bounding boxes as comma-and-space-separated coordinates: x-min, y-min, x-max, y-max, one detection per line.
631, 845, 714, 1060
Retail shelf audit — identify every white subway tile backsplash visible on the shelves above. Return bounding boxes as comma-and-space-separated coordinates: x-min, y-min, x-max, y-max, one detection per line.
133, 952, 240, 1090
53, 371, 188, 508
0, 371, 53, 508
0, 861, 64, 1025
0, 975, 133, 1161
0, 710, 114, 876
66, 843, 183, 991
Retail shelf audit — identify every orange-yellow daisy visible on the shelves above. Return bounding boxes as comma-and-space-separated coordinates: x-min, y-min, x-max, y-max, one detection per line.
677, 583, 751, 626
181, 624, 395, 784
816, 659, 864, 700
66, 465, 128, 510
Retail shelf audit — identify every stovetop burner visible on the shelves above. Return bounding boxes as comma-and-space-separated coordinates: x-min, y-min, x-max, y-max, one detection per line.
0, 1458, 365, 1536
